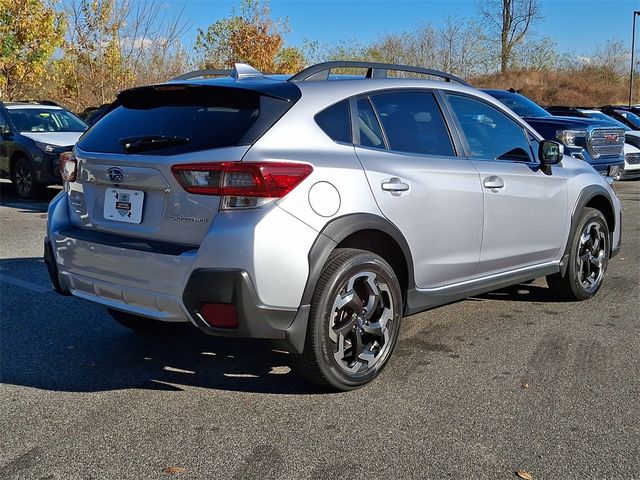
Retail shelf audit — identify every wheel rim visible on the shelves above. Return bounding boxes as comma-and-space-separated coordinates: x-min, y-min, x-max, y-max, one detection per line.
576, 221, 607, 292
329, 271, 395, 375
15, 164, 32, 196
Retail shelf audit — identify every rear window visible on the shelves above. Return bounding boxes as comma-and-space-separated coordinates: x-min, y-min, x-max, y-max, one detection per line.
315, 100, 352, 143
77, 86, 295, 155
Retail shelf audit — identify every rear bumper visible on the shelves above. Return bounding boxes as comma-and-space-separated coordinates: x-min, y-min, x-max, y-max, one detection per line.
45, 233, 310, 350
45, 191, 315, 351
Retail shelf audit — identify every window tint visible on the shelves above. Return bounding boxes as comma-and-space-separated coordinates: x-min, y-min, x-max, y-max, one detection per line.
485, 90, 551, 118
370, 92, 455, 156
78, 86, 295, 155
0, 111, 8, 133
447, 94, 533, 161
356, 98, 384, 148
315, 100, 351, 143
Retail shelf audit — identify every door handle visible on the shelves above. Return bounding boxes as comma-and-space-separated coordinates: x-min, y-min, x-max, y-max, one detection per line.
483, 176, 504, 189
381, 177, 410, 195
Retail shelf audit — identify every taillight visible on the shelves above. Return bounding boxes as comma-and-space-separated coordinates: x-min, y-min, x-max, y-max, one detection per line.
59, 152, 77, 182
171, 162, 313, 209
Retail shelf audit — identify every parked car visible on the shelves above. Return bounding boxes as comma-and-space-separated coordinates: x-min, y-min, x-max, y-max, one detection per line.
622, 143, 640, 179
546, 106, 640, 179
45, 62, 622, 390
599, 106, 640, 131
483, 90, 625, 180
78, 103, 112, 127
0, 101, 87, 198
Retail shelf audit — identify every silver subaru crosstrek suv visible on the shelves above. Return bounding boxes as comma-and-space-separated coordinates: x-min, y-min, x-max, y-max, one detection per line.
45, 61, 622, 391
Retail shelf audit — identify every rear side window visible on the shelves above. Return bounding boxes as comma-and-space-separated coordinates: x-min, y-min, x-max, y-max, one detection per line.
315, 100, 351, 143
370, 92, 455, 156
77, 86, 295, 155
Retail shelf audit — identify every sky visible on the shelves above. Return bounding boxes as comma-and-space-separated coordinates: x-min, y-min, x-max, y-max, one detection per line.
156, 0, 640, 56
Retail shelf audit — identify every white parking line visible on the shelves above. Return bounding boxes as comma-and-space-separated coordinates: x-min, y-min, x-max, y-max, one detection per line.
0, 274, 51, 294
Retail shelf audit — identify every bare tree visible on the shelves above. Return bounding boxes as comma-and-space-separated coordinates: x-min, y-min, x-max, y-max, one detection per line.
478, 0, 540, 72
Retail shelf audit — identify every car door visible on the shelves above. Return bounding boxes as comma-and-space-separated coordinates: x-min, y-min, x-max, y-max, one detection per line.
443, 92, 568, 277
354, 90, 483, 289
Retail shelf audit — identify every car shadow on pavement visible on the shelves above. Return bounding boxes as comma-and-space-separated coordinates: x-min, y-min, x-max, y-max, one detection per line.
0, 257, 327, 395
471, 282, 566, 303
0, 181, 61, 213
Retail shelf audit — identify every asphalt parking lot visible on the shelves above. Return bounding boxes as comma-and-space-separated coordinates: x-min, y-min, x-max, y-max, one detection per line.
0, 179, 638, 480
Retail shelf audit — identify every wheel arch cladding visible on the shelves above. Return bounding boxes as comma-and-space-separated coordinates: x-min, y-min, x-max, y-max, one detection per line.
584, 194, 614, 234
10, 150, 30, 173
302, 214, 414, 307
566, 185, 616, 259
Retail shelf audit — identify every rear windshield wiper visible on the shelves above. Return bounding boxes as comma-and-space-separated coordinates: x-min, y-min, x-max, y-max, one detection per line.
120, 135, 190, 153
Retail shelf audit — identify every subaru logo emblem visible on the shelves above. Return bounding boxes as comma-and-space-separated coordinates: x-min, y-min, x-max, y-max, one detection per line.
107, 167, 124, 184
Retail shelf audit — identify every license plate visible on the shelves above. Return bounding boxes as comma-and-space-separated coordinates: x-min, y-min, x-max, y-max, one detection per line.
104, 188, 144, 224
608, 165, 622, 177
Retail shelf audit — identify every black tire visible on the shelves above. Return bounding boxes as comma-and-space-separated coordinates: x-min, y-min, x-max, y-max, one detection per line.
12, 156, 42, 199
291, 248, 402, 391
107, 308, 182, 334
546, 207, 610, 301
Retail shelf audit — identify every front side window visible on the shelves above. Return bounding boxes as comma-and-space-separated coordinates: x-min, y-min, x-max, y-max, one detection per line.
7, 108, 86, 133
369, 92, 455, 156
446, 94, 533, 162
0, 111, 9, 134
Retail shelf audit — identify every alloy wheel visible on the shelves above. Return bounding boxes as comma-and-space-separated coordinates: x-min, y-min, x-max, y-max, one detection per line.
329, 271, 395, 374
15, 163, 33, 197
576, 221, 607, 292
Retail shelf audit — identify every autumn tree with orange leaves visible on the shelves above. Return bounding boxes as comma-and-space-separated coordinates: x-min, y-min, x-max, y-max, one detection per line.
194, 0, 303, 74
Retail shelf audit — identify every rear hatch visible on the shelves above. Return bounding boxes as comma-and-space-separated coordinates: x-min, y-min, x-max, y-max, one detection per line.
67, 81, 300, 246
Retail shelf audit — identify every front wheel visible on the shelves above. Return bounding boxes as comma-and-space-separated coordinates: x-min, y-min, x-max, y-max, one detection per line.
546, 207, 610, 301
12, 157, 42, 199
291, 248, 402, 391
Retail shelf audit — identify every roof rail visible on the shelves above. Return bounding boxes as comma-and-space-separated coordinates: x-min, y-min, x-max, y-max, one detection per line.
171, 68, 232, 81
288, 61, 471, 86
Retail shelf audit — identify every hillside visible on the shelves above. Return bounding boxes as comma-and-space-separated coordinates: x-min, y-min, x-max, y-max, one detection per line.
471, 68, 639, 108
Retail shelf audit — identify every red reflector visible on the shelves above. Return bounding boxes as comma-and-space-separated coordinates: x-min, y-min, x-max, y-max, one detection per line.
200, 303, 238, 329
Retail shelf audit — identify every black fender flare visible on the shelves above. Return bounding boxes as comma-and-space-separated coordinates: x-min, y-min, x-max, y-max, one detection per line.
560, 184, 617, 275
285, 213, 414, 353
301, 213, 415, 305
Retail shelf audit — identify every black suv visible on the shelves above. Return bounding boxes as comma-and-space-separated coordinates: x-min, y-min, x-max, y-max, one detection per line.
0, 101, 87, 198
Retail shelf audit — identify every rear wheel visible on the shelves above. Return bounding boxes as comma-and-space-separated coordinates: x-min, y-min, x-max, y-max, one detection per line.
12, 156, 42, 199
107, 309, 182, 334
291, 248, 402, 391
546, 207, 610, 301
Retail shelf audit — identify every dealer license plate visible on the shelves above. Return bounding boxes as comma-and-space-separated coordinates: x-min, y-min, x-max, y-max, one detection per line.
104, 188, 144, 224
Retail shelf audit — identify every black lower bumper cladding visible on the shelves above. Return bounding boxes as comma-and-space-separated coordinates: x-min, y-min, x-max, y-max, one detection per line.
43, 237, 69, 295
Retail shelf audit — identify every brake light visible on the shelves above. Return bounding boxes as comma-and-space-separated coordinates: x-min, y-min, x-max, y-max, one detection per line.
171, 162, 313, 209
59, 152, 77, 182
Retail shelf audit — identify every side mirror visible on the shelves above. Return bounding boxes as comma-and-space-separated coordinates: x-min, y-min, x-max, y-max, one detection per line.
539, 140, 564, 165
